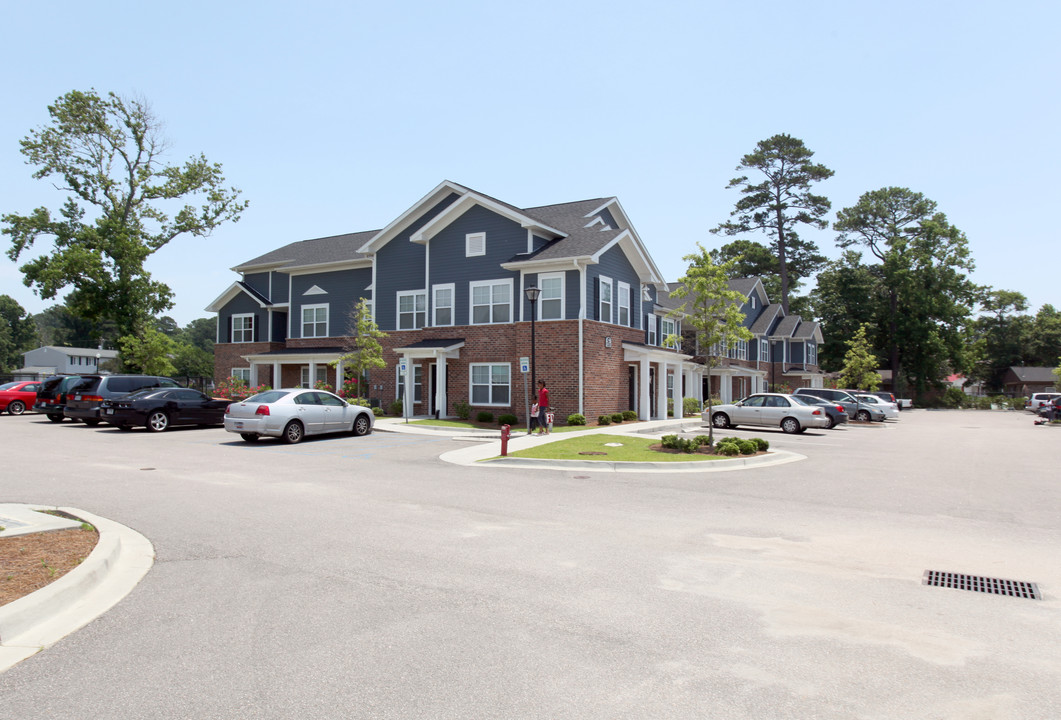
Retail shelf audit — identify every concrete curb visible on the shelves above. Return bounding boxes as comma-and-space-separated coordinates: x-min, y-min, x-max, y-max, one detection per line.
475, 449, 806, 473
0, 506, 154, 673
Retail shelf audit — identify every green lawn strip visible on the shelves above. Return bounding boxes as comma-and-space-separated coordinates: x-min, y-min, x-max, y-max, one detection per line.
506, 434, 725, 462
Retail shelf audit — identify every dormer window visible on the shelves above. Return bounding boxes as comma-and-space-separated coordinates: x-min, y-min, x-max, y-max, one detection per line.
750, 295, 757, 310
466, 232, 486, 257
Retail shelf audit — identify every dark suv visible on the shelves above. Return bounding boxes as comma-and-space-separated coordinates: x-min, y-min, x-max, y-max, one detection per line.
64, 375, 182, 425
33, 375, 86, 423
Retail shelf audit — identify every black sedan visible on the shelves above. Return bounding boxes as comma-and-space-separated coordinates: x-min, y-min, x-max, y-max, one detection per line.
790, 394, 848, 429
100, 388, 230, 432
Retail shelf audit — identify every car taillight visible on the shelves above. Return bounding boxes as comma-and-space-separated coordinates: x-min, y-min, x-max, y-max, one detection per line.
812, 409, 821, 415
81, 395, 103, 402
224, 404, 231, 414
255, 405, 270, 416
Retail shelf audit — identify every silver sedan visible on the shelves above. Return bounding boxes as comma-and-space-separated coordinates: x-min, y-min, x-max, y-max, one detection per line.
224, 388, 374, 443
703, 393, 832, 434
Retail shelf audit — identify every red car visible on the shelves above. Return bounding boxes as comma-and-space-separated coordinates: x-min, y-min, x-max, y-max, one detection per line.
0, 381, 42, 415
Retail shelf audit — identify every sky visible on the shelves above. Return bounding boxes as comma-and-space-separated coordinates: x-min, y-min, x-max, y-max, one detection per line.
2, 0, 1058, 328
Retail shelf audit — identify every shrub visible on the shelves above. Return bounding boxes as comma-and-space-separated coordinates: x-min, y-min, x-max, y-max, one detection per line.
372, 406, 384, 417
693, 435, 712, 448
941, 387, 966, 408
738, 439, 758, 455
567, 413, 587, 426
598, 415, 612, 426
717, 436, 741, 446
683, 397, 700, 416
389, 399, 403, 416
346, 396, 369, 406
498, 413, 518, 426
715, 441, 740, 456
454, 401, 471, 420
622, 410, 638, 421
313, 380, 335, 393
476, 411, 494, 423
610, 413, 624, 424
753, 437, 769, 451
661, 434, 681, 449
667, 398, 674, 417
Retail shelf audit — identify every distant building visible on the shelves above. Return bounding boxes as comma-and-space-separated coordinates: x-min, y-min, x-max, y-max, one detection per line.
1001, 366, 1056, 396
14, 346, 120, 380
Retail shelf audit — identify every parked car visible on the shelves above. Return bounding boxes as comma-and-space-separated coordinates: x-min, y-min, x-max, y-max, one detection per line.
853, 393, 899, 419
101, 388, 230, 432
1037, 397, 1061, 421
0, 381, 42, 415
1026, 392, 1061, 413
789, 394, 848, 429
792, 387, 887, 422
224, 388, 374, 443
32, 375, 84, 422
64, 375, 183, 425
703, 393, 831, 434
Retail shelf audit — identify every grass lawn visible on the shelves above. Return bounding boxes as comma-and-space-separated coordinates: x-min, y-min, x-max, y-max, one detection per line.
505, 434, 727, 462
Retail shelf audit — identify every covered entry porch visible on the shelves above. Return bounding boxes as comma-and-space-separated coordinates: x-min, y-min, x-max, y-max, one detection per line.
622, 343, 701, 421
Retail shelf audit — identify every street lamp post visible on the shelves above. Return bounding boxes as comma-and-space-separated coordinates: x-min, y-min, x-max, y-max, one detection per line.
524, 286, 540, 390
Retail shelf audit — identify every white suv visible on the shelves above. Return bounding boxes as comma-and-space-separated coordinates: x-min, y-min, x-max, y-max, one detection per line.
1026, 392, 1061, 412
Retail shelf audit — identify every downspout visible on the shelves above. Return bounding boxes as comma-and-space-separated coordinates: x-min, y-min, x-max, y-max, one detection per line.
578, 260, 585, 416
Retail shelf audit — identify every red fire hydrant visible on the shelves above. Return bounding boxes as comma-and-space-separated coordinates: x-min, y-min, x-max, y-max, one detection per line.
500, 424, 511, 456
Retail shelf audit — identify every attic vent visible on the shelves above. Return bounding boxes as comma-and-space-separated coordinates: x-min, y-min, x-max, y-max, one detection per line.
584, 216, 611, 231
466, 232, 485, 257
303, 285, 327, 296
922, 570, 1041, 600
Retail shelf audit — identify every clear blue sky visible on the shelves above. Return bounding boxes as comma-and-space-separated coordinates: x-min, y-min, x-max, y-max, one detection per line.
2, 1, 1058, 327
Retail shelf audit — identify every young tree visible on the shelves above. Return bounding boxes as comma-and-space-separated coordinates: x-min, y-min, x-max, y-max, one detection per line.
669, 244, 752, 445
712, 134, 834, 313
118, 327, 177, 376
838, 324, 883, 391
834, 187, 980, 398
0, 295, 39, 373
3, 89, 247, 340
334, 299, 387, 398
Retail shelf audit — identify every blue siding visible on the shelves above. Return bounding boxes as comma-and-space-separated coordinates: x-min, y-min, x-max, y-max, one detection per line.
243, 272, 269, 297
289, 268, 372, 339
219, 293, 263, 343
375, 194, 460, 331
790, 341, 805, 364
589, 245, 640, 327
425, 205, 524, 326
596, 207, 619, 229
271, 272, 290, 303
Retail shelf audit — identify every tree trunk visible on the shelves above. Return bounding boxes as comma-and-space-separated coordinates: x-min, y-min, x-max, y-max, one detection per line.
775, 209, 790, 314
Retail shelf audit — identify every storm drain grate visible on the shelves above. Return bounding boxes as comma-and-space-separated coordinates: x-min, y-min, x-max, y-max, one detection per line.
923, 570, 1041, 600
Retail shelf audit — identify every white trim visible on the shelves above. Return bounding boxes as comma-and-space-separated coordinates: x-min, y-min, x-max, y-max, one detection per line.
303, 285, 328, 296
396, 289, 427, 330
469, 362, 511, 407
358, 180, 471, 254
231, 314, 255, 343
231, 367, 251, 382
410, 191, 566, 244
432, 283, 455, 327
617, 281, 631, 327
301, 303, 329, 338
598, 274, 613, 324
465, 232, 486, 257
538, 272, 565, 321
469, 278, 514, 325
647, 314, 657, 346
204, 281, 269, 313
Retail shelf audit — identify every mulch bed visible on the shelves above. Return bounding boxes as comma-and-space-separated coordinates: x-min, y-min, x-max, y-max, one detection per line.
0, 528, 99, 607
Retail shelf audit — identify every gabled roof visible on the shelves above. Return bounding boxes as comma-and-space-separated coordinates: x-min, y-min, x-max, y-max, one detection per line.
750, 304, 782, 335
234, 231, 377, 273
728, 277, 761, 297
1007, 366, 1057, 382
205, 280, 274, 313
770, 314, 802, 338
26, 346, 120, 358
793, 320, 824, 343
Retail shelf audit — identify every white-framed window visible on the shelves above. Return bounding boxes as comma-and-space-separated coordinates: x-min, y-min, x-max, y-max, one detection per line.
598, 275, 613, 323
396, 364, 423, 403
738, 339, 748, 361
232, 314, 254, 343
300, 366, 325, 387
618, 281, 631, 326
470, 279, 512, 324
470, 363, 510, 406
750, 295, 757, 310
647, 315, 657, 345
807, 342, 817, 366
538, 273, 564, 320
466, 232, 486, 257
301, 304, 328, 338
661, 317, 677, 348
433, 284, 455, 327
231, 368, 251, 382
760, 338, 769, 362
397, 290, 427, 330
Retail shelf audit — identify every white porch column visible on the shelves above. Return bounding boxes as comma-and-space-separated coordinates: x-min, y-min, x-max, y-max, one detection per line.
249, 362, 258, 387
657, 361, 669, 420
272, 361, 281, 389
308, 361, 317, 388
435, 354, 448, 418
403, 355, 414, 420
639, 359, 651, 421
335, 358, 344, 392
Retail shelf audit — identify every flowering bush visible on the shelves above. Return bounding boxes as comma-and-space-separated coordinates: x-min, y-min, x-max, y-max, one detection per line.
314, 380, 335, 393
215, 376, 271, 401
337, 377, 363, 399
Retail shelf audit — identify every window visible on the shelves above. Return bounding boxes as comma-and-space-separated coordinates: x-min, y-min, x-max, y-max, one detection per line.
466, 232, 486, 257
397, 290, 427, 330
231, 368, 251, 382
661, 317, 677, 348
738, 339, 748, 361
470, 280, 512, 324
433, 284, 454, 326
807, 342, 817, 366
397, 364, 423, 403
538, 273, 564, 320
300, 366, 325, 387
301, 304, 328, 338
647, 315, 657, 345
232, 314, 254, 343
750, 295, 757, 310
618, 282, 631, 326
470, 363, 510, 406
760, 338, 769, 362
598, 275, 613, 323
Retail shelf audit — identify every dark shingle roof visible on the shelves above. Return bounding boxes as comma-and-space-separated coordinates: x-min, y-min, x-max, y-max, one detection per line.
793, 321, 820, 339
1008, 366, 1057, 382
771, 315, 801, 338
235, 230, 378, 271
750, 304, 782, 334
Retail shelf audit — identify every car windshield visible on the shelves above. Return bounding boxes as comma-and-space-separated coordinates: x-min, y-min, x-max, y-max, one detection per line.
246, 390, 289, 403
0, 381, 19, 390
790, 395, 820, 406
125, 389, 166, 400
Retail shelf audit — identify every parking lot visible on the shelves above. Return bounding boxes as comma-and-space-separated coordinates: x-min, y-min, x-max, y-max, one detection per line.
1, 410, 1059, 719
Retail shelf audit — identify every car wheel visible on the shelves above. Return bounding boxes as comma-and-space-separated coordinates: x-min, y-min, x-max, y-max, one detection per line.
117, 425, 132, 432
282, 421, 304, 444
823, 415, 835, 430
47, 414, 64, 423
240, 433, 260, 443
83, 419, 101, 427
711, 412, 731, 429
8, 400, 26, 415
856, 409, 871, 422
147, 411, 169, 432
781, 417, 801, 434
351, 414, 371, 436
